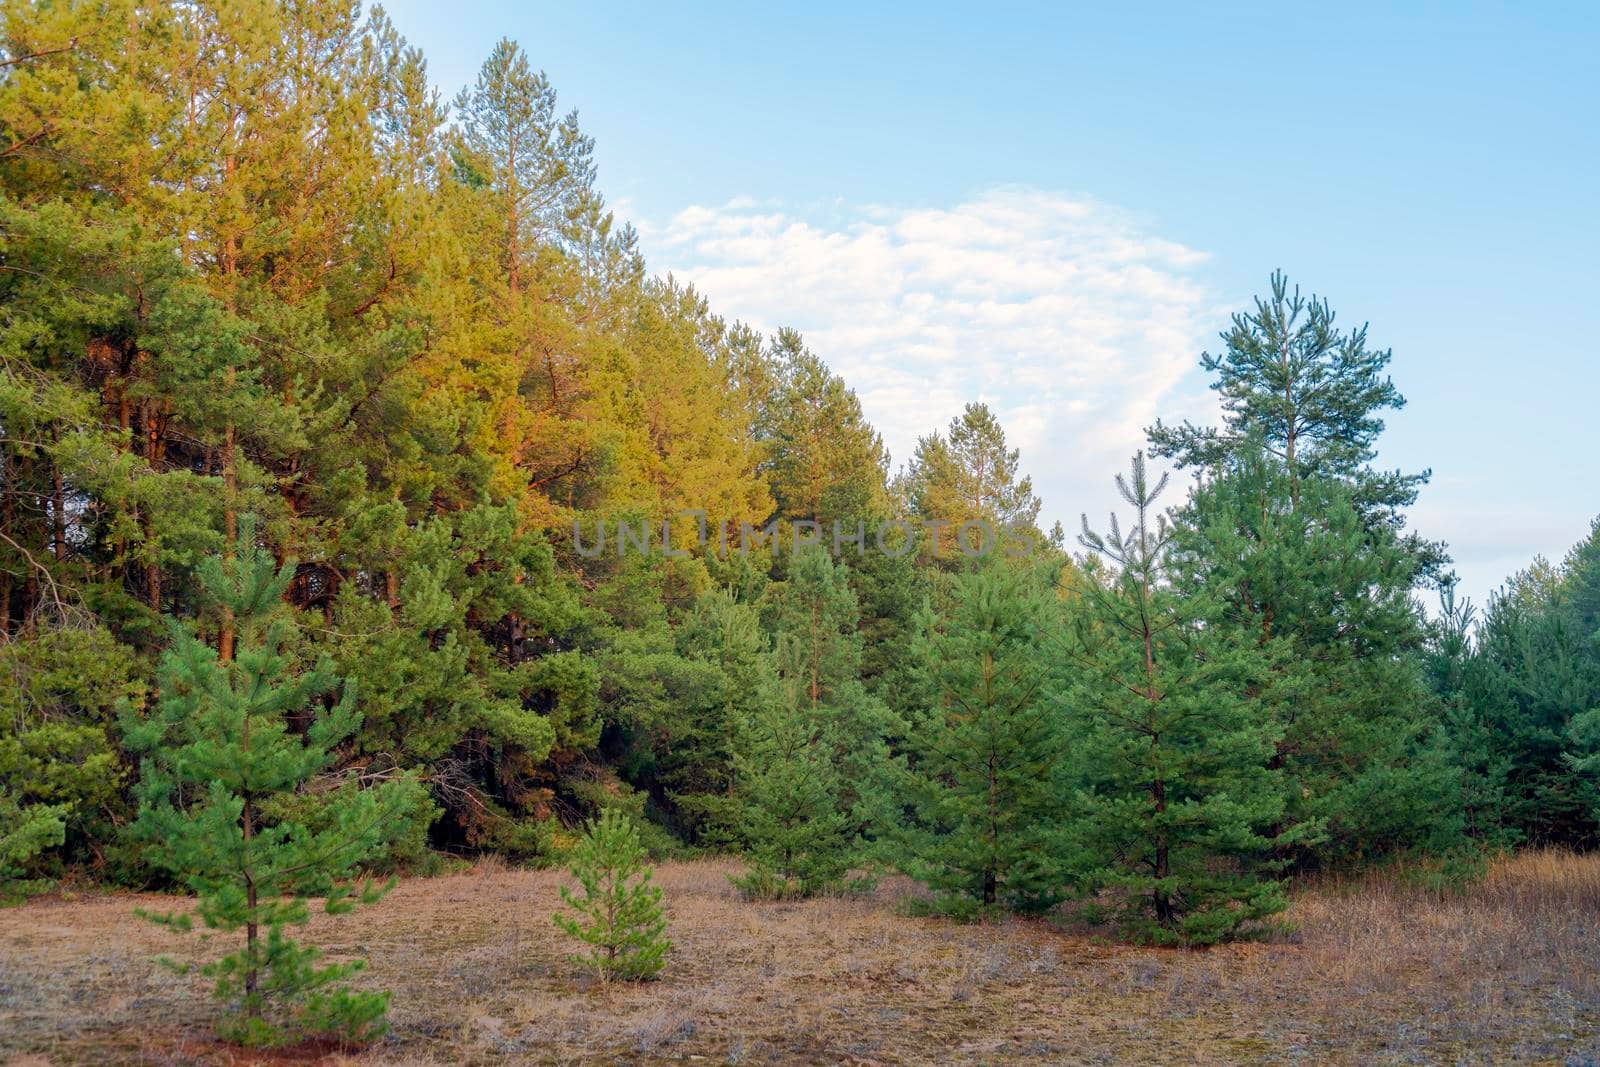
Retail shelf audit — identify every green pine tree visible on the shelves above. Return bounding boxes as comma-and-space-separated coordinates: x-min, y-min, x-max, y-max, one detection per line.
1560, 519, 1600, 828
123, 520, 422, 1046
1145, 277, 1459, 867
730, 546, 890, 897
759, 328, 890, 528
894, 557, 1066, 915
667, 588, 780, 844
1065, 455, 1295, 945
0, 621, 141, 888
764, 545, 895, 834
1426, 585, 1518, 846
553, 808, 670, 981
1170, 442, 1461, 864
1147, 270, 1444, 579
729, 662, 856, 899
1443, 524, 1600, 847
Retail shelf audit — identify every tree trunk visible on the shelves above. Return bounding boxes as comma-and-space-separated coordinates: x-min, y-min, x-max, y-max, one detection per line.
51, 459, 66, 562
218, 366, 238, 661
243, 798, 259, 1016
142, 397, 162, 613
1152, 773, 1171, 926
0, 448, 12, 634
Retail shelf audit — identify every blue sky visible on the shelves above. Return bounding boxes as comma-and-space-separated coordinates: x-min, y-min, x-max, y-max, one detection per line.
382, 0, 1597, 606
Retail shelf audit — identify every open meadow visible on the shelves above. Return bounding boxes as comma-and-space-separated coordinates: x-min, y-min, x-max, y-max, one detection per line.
4, 851, 1598, 1066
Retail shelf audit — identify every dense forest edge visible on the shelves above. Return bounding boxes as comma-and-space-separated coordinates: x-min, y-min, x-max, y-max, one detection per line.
2, 0, 1599, 1050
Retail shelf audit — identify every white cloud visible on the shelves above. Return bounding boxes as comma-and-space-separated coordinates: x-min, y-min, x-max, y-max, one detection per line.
638, 186, 1223, 534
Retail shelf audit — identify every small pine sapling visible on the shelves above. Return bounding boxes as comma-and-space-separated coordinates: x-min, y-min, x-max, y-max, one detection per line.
553, 808, 670, 981
123, 519, 422, 1046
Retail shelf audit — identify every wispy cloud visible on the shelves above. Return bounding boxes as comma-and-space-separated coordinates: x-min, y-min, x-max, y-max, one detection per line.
639, 186, 1222, 533
636, 185, 1222, 531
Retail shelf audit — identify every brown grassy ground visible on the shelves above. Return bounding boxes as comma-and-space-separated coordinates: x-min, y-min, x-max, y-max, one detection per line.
3, 850, 1599, 1065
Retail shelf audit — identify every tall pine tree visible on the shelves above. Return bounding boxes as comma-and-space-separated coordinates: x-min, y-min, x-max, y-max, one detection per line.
1148, 275, 1457, 866
731, 547, 887, 896
1065, 455, 1295, 945
895, 557, 1065, 913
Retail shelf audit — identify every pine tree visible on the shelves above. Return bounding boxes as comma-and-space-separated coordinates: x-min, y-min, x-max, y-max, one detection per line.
447, 36, 646, 522
123, 520, 422, 1046
752, 330, 918, 714
1425, 585, 1517, 845
759, 329, 889, 527
0, 622, 142, 885
1444, 535, 1600, 847
1145, 278, 1458, 866
452, 37, 602, 273
667, 588, 780, 843
1418, 519, 1600, 848
327, 503, 595, 857
1560, 519, 1600, 826
1170, 442, 1461, 864
1065, 455, 1294, 945
553, 808, 670, 981
729, 547, 889, 898
764, 546, 894, 840
902, 402, 1042, 558
894, 557, 1066, 914
594, 279, 774, 528
729, 664, 857, 899
574, 552, 723, 846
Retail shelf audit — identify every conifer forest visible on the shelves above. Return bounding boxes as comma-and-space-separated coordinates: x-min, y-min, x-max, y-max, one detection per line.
1, 2, 1597, 1063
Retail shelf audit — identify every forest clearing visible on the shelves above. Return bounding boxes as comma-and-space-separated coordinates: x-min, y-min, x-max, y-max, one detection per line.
4, 1, 1598, 1062
4, 851, 1599, 1065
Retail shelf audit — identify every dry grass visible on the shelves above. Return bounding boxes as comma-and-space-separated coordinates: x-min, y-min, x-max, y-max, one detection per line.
4, 851, 1600, 1064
